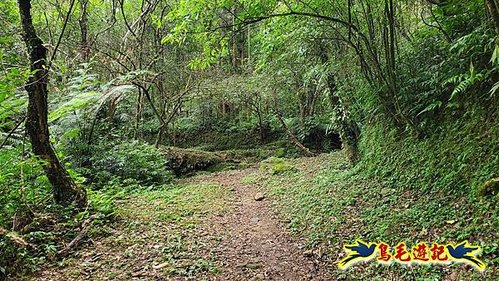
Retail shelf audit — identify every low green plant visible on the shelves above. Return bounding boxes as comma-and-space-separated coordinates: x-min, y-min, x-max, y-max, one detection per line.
82, 141, 175, 186
260, 157, 297, 175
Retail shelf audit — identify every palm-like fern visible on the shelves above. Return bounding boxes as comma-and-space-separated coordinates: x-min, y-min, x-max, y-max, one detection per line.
443, 63, 485, 101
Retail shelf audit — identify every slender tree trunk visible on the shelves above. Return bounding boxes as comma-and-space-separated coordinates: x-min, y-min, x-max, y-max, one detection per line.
155, 99, 168, 148
256, 107, 265, 143
247, 26, 251, 65
276, 111, 316, 157
386, 0, 397, 94
17, 0, 86, 208
134, 90, 144, 140
79, 0, 90, 61
231, 6, 237, 70
271, 91, 316, 157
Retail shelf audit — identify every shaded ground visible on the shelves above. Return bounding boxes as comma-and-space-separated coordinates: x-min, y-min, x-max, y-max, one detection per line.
22, 152, 497, 280
30, 181, 228, 280
27, 166, 332, 280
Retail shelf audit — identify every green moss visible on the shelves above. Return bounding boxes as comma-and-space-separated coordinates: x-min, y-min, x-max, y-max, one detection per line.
160, 146, 225, 175
275, 148, 286, 158
358, 106, 499, 196
260, 157, 297, 175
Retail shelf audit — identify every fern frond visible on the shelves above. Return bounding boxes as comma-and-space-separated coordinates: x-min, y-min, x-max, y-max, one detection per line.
49, 91, 101, 122
93, 85, 137, 115
489, 81, 499, 97
447, 63, 485, 101
417, 100, 443, 116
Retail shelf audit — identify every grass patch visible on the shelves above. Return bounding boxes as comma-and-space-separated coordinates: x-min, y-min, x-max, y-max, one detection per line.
17, 181, 229, 280
112, 182, 228, 278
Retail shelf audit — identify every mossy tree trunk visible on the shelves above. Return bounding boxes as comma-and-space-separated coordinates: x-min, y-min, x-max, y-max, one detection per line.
18, 0, 86, 208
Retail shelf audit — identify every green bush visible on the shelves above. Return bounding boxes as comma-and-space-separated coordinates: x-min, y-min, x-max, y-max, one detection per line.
0, 147, 51, 228
0, 148, 96, 279
84, 141, 174, 186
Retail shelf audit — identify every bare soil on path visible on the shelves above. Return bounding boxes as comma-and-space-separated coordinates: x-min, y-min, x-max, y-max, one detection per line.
196, 168, 332, 280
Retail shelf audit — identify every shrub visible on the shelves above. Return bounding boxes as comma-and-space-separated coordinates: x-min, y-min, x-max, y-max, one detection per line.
84, 141, 174, 186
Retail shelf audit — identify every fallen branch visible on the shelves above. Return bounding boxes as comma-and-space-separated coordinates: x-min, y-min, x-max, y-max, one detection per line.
57, 214, 98, 257
275, 112, 316, 157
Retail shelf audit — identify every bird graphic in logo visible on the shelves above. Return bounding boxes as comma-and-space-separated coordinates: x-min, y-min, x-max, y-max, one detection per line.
446, 241, 486, 271
338, 239, 377, 270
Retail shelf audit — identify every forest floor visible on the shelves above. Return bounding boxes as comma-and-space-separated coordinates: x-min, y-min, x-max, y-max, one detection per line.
24, 151, 497, 280
29, 163, 332, 280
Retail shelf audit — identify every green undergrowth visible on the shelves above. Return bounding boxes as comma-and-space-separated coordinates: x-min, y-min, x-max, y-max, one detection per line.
1, 138, 283, 278
14, 180, 228, 280
360, 107, 499, 197
69, 141, 175, 187
0, 188, 119, 278
118, 181, 229, 224
108, 181, 227, 278
257, 152, 498, 280
1, 142, 177, 279
0, 145, 117, 278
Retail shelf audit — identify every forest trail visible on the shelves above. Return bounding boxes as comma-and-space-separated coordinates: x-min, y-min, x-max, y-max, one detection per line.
193, 168, 331, 280
30, 166, 332, 281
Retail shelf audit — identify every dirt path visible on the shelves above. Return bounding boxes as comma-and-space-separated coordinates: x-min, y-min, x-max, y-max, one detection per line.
196, 168, 331, 280
28, 167, 332, 280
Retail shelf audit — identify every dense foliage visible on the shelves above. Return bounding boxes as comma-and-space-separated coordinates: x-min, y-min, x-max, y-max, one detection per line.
0, 0, 497, 279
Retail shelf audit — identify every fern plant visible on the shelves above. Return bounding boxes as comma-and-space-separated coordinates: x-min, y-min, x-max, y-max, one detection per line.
49, 63, 101, 123
443, 63, 485, 101
489, 81, 499, 97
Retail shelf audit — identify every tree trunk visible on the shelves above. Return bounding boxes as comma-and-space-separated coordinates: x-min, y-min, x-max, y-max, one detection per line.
18, 0, 86, 208
271, 91, 315, 157
134, 90, 144, 140
318, 45, 360, 164
231, 6, 237, 70
256, 107, 265, 143
78, 0, 90, 61
276, 112, 316, 157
